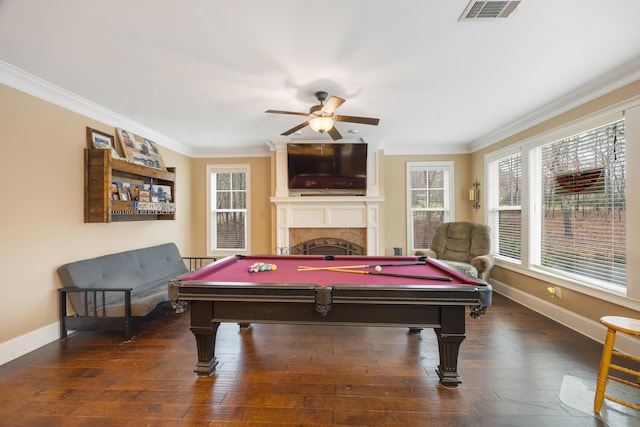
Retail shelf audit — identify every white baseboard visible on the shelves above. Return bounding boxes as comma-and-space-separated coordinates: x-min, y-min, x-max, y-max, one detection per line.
0, 322, 61, 366
491, 279, 640, 356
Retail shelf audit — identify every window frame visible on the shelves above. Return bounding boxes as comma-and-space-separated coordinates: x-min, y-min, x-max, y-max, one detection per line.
485, 107, 628, 299
487, 148, 524, 265
406, 161, 455, 254
206, 164, 250, 256
531, 120, 626, 292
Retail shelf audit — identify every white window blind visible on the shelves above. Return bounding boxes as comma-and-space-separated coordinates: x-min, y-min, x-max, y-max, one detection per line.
209, 166, 248, 252
535, 119, 626, 287
407, 162, 452, 252
494, 153, 522, 261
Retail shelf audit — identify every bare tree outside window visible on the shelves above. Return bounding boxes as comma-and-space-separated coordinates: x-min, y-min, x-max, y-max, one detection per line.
408, 163, 452, 252
496, 154, 522, 260
210, 167, 248, 252
540, 121, 626, 286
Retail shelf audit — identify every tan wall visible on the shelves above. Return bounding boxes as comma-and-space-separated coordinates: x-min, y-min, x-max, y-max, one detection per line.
470, 81, 640, 322
0, 84, 193, 344
190, 157, 272, 256
381, 153, 473, 255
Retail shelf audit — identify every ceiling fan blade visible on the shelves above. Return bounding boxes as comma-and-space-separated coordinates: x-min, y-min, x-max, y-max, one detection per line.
327, 126, 342, 141
334, 115, 380, 126
266, 109, 309, 116
321, 96, 346, 114
281, 121, 309, 136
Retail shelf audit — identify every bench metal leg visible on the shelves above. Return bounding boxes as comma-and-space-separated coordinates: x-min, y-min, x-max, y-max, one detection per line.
59, 290, 68, 339
124, 291, 133, 341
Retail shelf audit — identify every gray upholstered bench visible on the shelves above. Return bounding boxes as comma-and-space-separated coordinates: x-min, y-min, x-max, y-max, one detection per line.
57, 243, 214, 340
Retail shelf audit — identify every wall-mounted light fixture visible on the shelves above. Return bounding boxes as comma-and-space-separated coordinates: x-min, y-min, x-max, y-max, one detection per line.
469, 179, 480, 211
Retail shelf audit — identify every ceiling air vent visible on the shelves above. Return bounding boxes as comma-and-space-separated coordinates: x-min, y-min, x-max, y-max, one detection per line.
459, 1, 521, 20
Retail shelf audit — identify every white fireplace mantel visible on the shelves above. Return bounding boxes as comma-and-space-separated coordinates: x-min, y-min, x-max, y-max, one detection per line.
267, 138, 384, 255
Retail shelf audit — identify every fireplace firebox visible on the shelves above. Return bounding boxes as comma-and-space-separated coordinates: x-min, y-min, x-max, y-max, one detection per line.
289, 238, 365, 256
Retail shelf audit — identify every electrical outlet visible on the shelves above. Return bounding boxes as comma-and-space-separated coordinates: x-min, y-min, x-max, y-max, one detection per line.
547, 286, 562, 299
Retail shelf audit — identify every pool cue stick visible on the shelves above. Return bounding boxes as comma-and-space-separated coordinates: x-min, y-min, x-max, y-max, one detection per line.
297, 261, 427, 271
308, 267, 452, 282
298, 265, 369, 271
371, 271, 452, 281
297, 266, 362, 272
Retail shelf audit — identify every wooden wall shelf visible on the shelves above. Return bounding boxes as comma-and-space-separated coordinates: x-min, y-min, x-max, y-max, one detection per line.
84, 149, 176, 223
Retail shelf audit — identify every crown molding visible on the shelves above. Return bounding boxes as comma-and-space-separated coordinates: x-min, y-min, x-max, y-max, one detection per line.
469, 56, 640, 152
190, 145, 271, 158
5, 56, 640, 159
0, 60, 195, 157
380, 141, 472, 156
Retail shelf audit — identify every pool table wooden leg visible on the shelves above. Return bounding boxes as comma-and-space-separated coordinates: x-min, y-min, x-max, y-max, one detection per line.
435, 329, 465, 387
189, 301, 220, 376
434, 306, 466, 387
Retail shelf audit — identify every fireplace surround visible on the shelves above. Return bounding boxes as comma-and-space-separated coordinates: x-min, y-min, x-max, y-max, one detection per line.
268, 138, 384, 255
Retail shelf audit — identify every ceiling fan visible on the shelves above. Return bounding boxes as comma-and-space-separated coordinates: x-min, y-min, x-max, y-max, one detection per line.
266, 91, 380, 140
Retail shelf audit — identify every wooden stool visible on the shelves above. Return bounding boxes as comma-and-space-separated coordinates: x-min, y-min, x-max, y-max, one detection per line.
594, 316, 640, 412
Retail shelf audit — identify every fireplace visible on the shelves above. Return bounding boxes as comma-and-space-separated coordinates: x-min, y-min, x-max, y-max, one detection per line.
268, 138, 385, 255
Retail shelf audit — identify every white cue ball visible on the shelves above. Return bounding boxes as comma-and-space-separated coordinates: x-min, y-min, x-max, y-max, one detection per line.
375, 265, 382, 272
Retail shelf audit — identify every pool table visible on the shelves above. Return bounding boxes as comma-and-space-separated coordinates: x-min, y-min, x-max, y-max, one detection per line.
169, 254, 492, 387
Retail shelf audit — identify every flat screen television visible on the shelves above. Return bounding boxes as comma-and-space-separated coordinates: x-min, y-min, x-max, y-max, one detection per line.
287, 142, 367, 191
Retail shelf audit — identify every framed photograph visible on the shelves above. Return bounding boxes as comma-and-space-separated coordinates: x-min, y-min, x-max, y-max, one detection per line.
113, 181, 131, 201
144, 139, 167, 170
110, 182, 120, 200
87, 127, 120, 158
129, 183, 144, 201
143, 183, 172, 203
153, 185, 173, 203
116, 128, 166, 170
131, 152, 162, 169
116, 128, 137, 151
138, 189, 151, 203
154, 184, 172, 202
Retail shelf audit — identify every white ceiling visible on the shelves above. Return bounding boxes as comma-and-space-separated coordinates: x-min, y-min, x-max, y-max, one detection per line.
1, 0, 640, 157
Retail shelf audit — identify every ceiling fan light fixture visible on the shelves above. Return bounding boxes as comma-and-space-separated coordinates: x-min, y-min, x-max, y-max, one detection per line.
309, 116, 334, 133
266, 90, 379, 140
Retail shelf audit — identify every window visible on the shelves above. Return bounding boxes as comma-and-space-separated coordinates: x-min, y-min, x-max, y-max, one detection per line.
407, 162, 453, 252
488, 152, 522, 262
534, 120, 626, 288
487, 116, 627, 292
207, 165, 249, 254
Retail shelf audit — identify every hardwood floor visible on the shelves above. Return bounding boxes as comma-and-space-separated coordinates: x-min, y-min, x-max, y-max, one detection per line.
0, 293, 614, 426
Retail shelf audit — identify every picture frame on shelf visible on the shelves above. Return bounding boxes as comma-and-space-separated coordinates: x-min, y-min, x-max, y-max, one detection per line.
116, 128, 166, 170
116, 128, 137, 151
131, 152, 163, 169
110, 182, 120, 200
144, 183, 172, 203
144, 139, 167, 170
114, 181, 131, 201
129, 183, 144, 201
138, 189, 151, 203
86, 127, 121, 158
154, 184, 172, 203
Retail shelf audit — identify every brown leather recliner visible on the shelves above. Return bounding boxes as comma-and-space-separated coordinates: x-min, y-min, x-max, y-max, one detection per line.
416, 221, 494, 281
